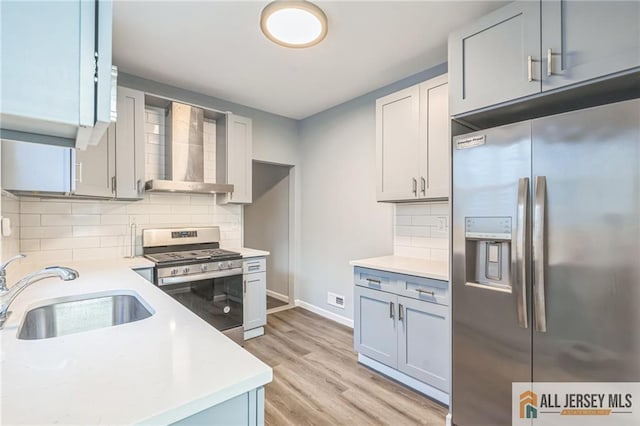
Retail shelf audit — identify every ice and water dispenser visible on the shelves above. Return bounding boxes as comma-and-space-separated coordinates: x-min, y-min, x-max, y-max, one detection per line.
465, 217, 513, 292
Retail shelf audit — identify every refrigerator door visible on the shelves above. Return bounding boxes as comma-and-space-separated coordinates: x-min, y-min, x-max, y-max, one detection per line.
531, 99, 640, 383
452, 122, 533, 425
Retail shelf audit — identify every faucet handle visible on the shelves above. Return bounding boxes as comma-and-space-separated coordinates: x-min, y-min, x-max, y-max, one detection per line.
0, 254, 26, 275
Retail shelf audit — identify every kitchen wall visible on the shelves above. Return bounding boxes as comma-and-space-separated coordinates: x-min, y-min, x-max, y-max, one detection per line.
394, 202, 449, 262
297, 63, 448, 323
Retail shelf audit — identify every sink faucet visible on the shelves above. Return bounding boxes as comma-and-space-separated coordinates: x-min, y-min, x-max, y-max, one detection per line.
0, 254, 79, 329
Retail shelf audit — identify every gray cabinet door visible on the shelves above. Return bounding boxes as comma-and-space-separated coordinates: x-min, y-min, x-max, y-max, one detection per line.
115, 87, 146, 200
75, 125, 116, 198
419, 75, 450, 200
220, 114, 253, 204
542, 0, 640, 91
449, 0, 541, 116
354, 286, 397, 368
376, 85, 421, 201
244, 271, 267, 330
397, 296, 449, 392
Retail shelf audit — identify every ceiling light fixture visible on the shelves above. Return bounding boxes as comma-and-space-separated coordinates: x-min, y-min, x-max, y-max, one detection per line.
260, 1, 328, 48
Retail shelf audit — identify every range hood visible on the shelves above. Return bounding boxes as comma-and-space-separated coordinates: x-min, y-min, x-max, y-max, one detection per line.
145, 102, 233, 195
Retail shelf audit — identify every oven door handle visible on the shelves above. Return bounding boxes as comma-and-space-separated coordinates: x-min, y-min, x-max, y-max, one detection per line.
158, 268, 243, 286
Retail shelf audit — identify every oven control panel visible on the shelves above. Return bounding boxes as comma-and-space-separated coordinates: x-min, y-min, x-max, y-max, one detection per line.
157, 259, 243, 279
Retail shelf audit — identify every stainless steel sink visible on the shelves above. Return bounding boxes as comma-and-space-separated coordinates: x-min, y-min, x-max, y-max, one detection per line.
17, 292, 153, 340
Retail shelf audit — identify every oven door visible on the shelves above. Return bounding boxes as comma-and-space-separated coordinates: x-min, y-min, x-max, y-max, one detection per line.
158, 270, 243, 335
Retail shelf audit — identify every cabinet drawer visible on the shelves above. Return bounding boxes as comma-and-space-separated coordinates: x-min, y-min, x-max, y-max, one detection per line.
243, 257, 266, 274
397, 275, 449, 306
354, 267, 398, 293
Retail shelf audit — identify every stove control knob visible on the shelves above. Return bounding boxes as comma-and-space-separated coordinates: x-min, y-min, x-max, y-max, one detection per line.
183, 267, 189, 274
201, 264, 209, 272
171, 268, 178, 276
227, 261, 234, 268
218, 262, 226, 270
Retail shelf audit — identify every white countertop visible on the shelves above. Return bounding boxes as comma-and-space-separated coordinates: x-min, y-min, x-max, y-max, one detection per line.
225, 247, 270, 258
0, 258, 272, 425
349, 255, 449, 281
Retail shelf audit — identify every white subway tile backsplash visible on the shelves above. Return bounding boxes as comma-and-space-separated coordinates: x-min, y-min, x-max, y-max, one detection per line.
21, 214, 40, 227
73, 225, 128, 237
394, 202, 449, 265
21, 239, 41, 251
42, 214, 100, 227
41, 237, 100, 250
100, 215, 129, 225
20, 201, 71, 214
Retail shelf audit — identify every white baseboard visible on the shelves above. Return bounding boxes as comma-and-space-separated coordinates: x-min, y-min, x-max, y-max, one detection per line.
358, 353, 450, 406
294, 299, 354, 328
266, 289, 289, 303
244, 327, 264, 340
446, 412, 452, 426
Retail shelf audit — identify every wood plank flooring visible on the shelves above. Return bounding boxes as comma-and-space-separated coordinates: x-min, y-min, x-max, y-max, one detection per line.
244, 308, 447, 426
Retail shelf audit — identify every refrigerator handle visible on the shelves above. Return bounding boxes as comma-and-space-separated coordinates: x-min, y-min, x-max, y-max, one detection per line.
533, 176, 547, 332
515, 177, 529, 329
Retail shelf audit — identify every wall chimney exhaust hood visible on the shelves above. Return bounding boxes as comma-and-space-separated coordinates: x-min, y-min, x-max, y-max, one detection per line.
144, 102, 233, 195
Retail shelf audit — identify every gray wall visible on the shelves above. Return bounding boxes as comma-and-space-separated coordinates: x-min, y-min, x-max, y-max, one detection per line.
245, 162, 291, 298
298, 63, 448, 321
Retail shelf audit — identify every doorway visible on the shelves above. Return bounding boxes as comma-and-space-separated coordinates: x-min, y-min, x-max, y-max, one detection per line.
244, 161, 294, 313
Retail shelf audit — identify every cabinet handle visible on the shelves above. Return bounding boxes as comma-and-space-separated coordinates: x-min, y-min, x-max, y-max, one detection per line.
420, 177, 426, 196
243, 279, 246, 294
248, 265, 260, 272
111, 176, 117, 193
366, 278, 381, 285
389, 301, 394, 319
416, 288, 435, 296
527, 56, 534, 82
547, 48, 553, 77
412, 178, 417, 196
136, 179, 143, 195
398, 303, 404, 322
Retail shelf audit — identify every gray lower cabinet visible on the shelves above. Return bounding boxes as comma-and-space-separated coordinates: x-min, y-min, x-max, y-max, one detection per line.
397, 295, 449, 392
354, 286, 398, 367
172, 387, 264, 426
243, 258, 267, 338
449, 0, 640, 116
353, 267, 450, 393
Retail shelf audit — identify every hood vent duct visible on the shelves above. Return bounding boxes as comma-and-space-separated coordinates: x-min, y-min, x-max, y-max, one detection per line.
145, 102, 233, 195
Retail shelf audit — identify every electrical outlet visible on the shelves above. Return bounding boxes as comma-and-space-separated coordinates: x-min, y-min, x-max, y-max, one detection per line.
436, 216, 448, 232
328, 292, 345, 309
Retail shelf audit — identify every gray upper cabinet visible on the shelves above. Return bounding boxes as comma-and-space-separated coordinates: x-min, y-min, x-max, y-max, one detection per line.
75, 126, 116, 198
376, 75, 450, 202
376, 86, 421, 201
217, 114, 253, 204
354, 286, 398, 368
541, 0, 640, 91
397, 295, 449, 392
114, 87, 146, 200
448, 0, 541, 116
0, 0, 115, 149
449, 0, 640, 116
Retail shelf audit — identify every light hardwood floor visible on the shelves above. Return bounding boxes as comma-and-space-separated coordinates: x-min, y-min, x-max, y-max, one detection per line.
244, 308, 448, 426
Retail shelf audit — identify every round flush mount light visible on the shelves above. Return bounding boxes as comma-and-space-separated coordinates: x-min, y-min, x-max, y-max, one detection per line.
260, 1, 328, 48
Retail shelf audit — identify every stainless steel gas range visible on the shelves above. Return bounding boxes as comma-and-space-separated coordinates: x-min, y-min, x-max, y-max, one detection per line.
142, 227, 244, 345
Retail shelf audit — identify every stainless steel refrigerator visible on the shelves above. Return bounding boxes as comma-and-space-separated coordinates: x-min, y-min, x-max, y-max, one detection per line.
451, 99, 640, 425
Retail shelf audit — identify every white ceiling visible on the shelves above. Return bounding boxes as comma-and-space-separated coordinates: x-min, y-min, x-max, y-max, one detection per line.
113, 1, 506, 120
